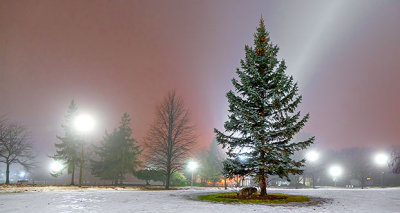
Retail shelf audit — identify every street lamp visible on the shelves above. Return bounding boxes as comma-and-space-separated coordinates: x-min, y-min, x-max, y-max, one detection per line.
74, 114, 95, 187
188, 161, 198, 188
74, 114, 95, 133
50, 161, 64, 174
374, 152, 389, 187
19, 171, 26, 179
374, 153, 389, 166
49, 161, 64, 183
306, 150, 319, 163
306, 150, 319, 188
329, 165, 342, 187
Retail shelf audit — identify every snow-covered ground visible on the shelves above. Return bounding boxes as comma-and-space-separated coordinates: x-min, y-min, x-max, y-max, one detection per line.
1, 188, 399, 213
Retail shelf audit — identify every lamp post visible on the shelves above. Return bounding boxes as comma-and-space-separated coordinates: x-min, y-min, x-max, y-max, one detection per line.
74, 114, 95, 187
188, 161, 198, 188
306, 150, 319, 188
374, 152, 389, 188
329, 165, 342, 187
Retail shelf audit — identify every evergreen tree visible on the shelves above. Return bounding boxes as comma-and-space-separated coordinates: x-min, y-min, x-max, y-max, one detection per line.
199, 138, 224, 186
91, 113, 142, 184
135, 168, 164, 185
170, 172, 188, 186
51, 100, 79, 185
214, 18, 314, 196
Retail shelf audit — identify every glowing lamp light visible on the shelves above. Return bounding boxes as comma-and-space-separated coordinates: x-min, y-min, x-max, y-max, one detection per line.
329, 165, 343, 178
74, 114, 95, 133
50, 161, 64, 173
374, 153, 389, 166
19, 171, 26, 178
306, 150, 319, 162
188, 161, 198, 171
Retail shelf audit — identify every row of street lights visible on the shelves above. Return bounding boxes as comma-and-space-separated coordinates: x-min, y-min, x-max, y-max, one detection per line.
182, 150, 390, 188
306, 150, 390, 187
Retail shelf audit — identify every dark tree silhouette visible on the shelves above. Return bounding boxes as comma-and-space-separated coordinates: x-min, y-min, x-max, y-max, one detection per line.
390, 150, 400, 174
0, 121, 35, 184
144, 91, 196, 189
51, 100, 80, 185
199, 138, 224, 186
91, 113, 142, 185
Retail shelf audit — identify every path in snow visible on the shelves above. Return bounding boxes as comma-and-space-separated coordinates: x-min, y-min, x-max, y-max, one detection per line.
0, 188, 399, 212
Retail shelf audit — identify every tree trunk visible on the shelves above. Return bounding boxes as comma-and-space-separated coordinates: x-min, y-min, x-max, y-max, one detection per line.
312, 174, 315, 189
165, 172, 170, 189
259, 89, 267, 196
259, 173, 267, 196
70, 165, 75, 185
79, 144, 84, 187
224, 177, 227, 190
5, 161, 10, 184
361, 177, 364, 189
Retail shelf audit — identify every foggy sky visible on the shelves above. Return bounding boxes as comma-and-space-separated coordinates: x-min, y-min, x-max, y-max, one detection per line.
1, 0, 400, 162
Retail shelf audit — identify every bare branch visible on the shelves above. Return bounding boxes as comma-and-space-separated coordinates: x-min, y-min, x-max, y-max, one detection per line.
143, 91, 197, 189
0, 121, 35, 183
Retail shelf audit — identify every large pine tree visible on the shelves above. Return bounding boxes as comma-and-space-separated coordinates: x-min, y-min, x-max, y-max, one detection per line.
214, 18, 314, 196
91, 113, 141, 184
51, 100, 80, 185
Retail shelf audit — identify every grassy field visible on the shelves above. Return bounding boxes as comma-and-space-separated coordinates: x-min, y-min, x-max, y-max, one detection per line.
198, 192, 311, 204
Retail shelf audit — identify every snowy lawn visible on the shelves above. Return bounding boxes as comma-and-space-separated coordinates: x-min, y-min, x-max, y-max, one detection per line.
0, 187, 399, 212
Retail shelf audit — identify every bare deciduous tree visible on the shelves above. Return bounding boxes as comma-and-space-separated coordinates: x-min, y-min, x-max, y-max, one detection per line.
144, 91, 196, 189
0, 121, 35, 184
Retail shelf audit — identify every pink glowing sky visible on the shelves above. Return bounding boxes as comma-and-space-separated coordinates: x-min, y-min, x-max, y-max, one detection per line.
1, 1, 400, 159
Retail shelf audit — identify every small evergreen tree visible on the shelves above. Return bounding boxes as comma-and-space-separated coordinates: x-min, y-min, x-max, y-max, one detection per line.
91, 113, 142, 184
135, 168, 164, 185
214, 18, 314, 196
199, 138, 224, 186
51, 100, 79, 185
170, 172, 187, 186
